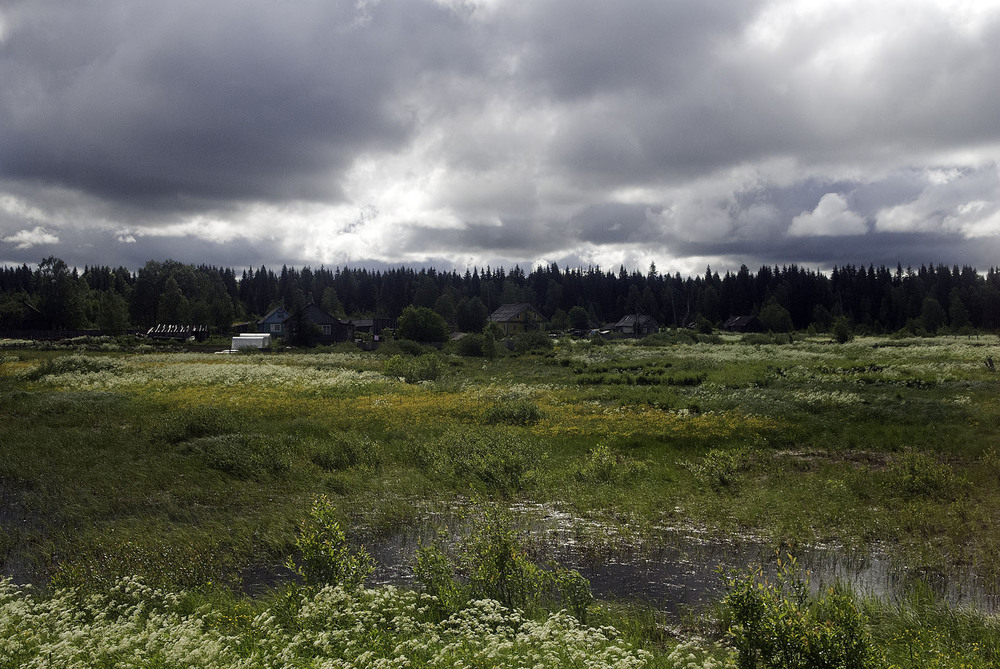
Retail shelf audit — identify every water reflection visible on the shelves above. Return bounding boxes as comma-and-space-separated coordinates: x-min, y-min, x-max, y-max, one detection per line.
362, 503, 998, 617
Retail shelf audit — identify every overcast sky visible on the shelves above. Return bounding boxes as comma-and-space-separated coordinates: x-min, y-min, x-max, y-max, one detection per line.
2, 0, 999, 276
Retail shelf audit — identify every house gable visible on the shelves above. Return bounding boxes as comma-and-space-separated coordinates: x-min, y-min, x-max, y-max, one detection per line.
488, 303, 546, 335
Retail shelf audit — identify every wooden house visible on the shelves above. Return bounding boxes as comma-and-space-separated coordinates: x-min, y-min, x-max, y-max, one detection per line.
723, 315, 762, 333
257, 306, 291, 336
488, 303, 546, 335
613, 314, 660, 336
283, 304, 354, 345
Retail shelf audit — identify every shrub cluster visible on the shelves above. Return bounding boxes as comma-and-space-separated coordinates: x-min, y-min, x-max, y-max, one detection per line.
414, 504, 593, 622
383, 353, 442, 383
575, 442, 648, 484
722, 555, 876, 668
481, 395, 544, 426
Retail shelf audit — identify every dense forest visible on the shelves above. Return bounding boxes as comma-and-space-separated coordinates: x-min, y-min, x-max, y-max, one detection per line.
2, 256, 1000, 336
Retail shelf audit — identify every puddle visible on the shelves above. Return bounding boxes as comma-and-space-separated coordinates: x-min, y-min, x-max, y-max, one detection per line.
361, 502, 999, 617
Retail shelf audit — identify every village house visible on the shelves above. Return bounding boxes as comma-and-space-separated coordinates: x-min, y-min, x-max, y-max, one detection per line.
257, 306, 291, 336
613, 314, 660, 336
723, 314, 763, 333
488, 303, 546, 335
283, 304, 354, 345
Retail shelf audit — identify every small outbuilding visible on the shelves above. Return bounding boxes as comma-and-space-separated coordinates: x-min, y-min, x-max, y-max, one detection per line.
231, 333, 271, 350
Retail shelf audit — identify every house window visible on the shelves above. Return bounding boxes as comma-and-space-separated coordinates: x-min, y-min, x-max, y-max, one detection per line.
322, 324, 332, 335
270, 323, 282, 333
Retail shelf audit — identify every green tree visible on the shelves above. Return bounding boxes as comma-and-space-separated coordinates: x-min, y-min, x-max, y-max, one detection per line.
157, 276, 190, 324
397, 305, 449, 343
949, 288, 970, 331
759, 297, 793, 333
569, 305, 590, 330
433, 293, 457, 326
98, 291, 130, 334
921, 296, 946, 334
456, 297, 488, 333
320, 287, 345, 317
37, 256, 86, 329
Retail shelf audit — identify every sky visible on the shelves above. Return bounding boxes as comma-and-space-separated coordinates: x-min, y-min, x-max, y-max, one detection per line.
1, 0, 1000, 277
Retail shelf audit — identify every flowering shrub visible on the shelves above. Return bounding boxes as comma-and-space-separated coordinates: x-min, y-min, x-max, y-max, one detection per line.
0, 577, 650, 668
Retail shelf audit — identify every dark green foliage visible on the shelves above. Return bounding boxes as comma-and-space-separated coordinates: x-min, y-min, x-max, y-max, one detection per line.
397, 305, 449, 343
415, 426, 540, 492
415, 504, 593, 621
20, 354, 122, 381
885, 452, 967, 500
286, 495, 374, 589
383, 353, 441, 383
722, 555, 876, 668
185, 433, 291, 480
309, 431, 381, 471
513, 330, 553, 353
156, 405, 242, 444
684, 445, 759, 489
481, 396, 543, 426
453, 333, 485, 357
574, 443, 648, 484
833, 316, 854, 343
393, 338, 430, 355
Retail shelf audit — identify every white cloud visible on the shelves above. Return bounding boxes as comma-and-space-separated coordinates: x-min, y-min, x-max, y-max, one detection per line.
2, 226, 59, 249
788, 193, 867, 236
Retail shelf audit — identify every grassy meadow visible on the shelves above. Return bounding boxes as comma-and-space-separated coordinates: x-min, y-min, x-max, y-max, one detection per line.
2, 332, 1000, 666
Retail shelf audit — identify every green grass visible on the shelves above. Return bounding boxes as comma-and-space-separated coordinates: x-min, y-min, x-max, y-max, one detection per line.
2, 335, 1000, 664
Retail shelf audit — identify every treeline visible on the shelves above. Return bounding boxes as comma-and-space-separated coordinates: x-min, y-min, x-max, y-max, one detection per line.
2, 256, 1000, 335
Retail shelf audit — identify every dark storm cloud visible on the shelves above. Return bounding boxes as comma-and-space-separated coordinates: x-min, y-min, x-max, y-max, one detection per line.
1, 0, 1000, 273
0, 0, 478, 207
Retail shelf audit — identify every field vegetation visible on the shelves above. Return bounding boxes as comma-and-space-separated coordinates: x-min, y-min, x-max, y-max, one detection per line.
2, 333, 1000, 666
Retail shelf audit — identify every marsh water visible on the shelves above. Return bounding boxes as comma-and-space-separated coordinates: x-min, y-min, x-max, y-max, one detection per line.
362, 502, 998, 617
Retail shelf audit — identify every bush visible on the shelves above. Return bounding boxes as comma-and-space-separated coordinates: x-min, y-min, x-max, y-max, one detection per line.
722, 555, 876, 668
394, 338, 430, 355
397, 305, 450, 343
454, 333, 485, 357
833, 317, 854, 344
513, 330, 553, 353
185, 433, 291, 480
415, 503, 593, 621
383, 353, 442, 383
21, 353, 123, 381
683, 445, 758, 489
481, 396, 544, 426
886, 452, 966, 500
575, 443, 648, 484
286, 495, 374, 589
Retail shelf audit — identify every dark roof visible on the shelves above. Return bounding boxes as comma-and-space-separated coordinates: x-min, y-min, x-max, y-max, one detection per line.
489, 303, 544, 322
284, 304, 345, 326
613, 314, 658, 328
259, 306, 290, 324
724, 315, 759, 328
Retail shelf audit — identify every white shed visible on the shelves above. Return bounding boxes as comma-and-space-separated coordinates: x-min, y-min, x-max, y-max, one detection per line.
232, 333, 271, 350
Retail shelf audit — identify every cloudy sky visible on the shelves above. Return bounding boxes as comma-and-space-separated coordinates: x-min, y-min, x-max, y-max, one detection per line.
1, 0, 999, 276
